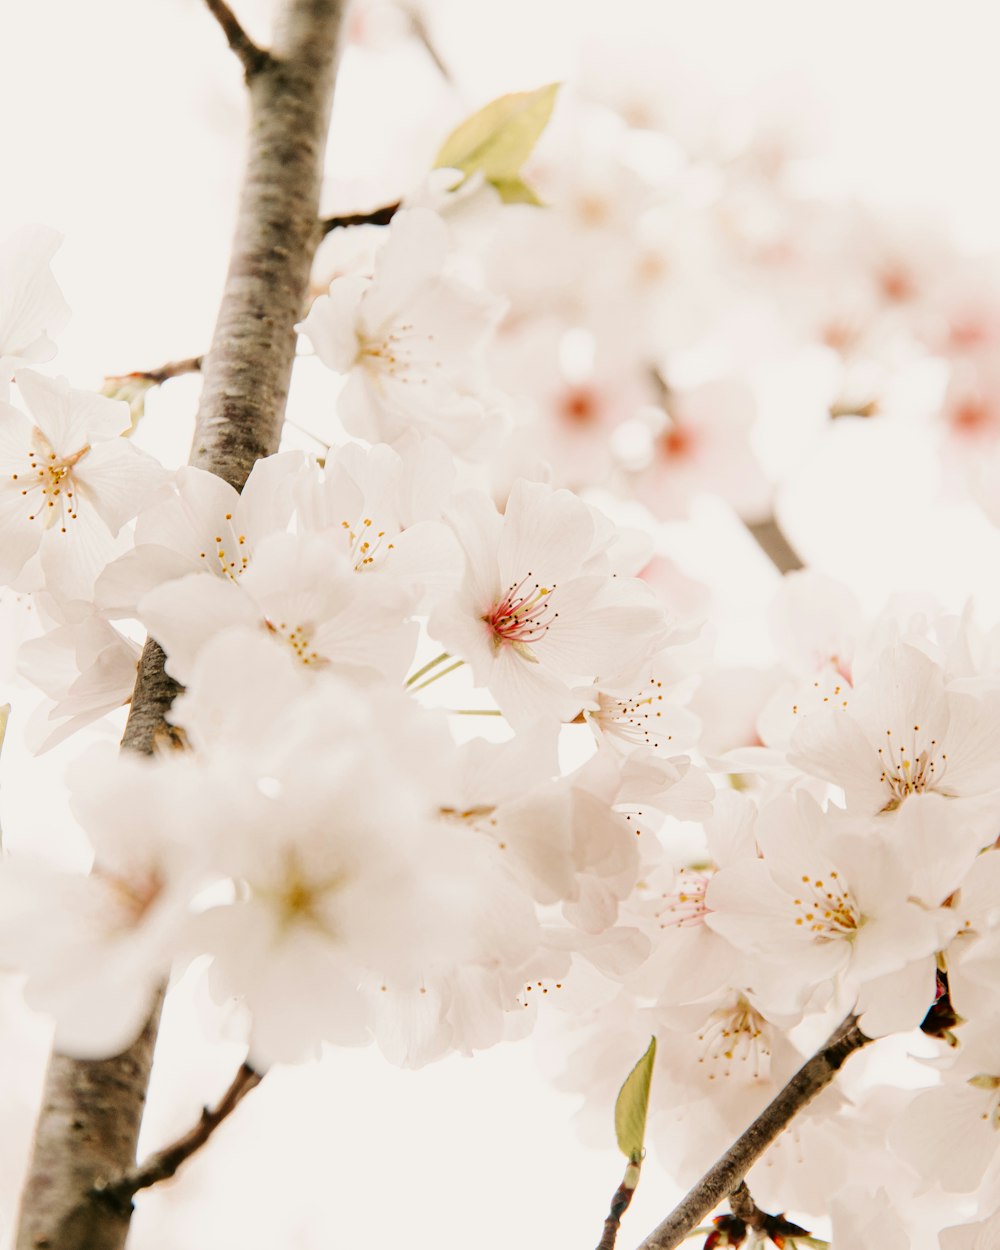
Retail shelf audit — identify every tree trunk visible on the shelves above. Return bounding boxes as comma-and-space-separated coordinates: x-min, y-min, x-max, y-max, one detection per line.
15, 3, 345, 1245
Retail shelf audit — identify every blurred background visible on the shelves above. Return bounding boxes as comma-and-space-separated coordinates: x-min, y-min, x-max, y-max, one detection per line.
2, 1, 1000, 1246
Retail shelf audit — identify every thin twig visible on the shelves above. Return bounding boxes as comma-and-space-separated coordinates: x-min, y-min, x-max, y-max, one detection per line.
97, 1063, 262, 1204
202, 0, 271, 78
634, 1016, 870, 1250
110, 356, 204, 387
745, 515, 804, 575
320, 200, 401, 236
408, 9, 454, 84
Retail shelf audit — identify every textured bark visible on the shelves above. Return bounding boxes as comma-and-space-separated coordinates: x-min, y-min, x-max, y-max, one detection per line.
634, 1017, 869, 1250
190, 0, 343, 492
15, 4, 344, 1247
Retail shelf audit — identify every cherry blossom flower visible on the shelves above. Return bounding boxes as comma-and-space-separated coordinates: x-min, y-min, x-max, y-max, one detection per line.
18, 608, 140, 752
705, 792, 940, 1025
630, 380, 771, 523
96, 452, 308, 615
0, 370, 165, 600
295, 437, 461, 609
428, 479, 668, 727
0, 749, 208, 1057
172, 677, 541, 1067
788, 641, 1000, 824
889, 1026, 1000, 1193
299, 208, 506, 453
139, 529, 417, 686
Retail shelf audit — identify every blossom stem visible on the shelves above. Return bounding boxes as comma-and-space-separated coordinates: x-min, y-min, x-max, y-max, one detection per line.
449, 708, 503, 716
596, 1160, 642, 1250
405, 651, 452, 687
408, 659, 465, 692
634, 1015, 870, 1250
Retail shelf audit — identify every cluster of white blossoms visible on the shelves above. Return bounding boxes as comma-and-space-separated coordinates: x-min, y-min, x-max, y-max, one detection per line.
6, 68, 1000, 1249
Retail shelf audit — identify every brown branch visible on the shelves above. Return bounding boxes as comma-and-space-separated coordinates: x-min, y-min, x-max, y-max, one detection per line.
15, 4, 346, 1249
202, 0, 271, 79
320, 199, 401, 235
634, 1016, 870, 1250
96, 1063, 262, 1204
745, 515, 804, 575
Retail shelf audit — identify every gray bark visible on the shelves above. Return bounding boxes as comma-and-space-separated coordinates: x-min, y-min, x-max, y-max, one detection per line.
15, 3, 344, 1246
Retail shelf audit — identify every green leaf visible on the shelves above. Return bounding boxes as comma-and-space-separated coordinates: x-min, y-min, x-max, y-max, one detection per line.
434, 83, 560, 198
614, 1037, 656, 1164
489, 177, 544, 206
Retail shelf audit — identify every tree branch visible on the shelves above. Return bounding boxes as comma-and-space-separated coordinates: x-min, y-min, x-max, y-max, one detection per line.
745, 515, 804, 575
110, 355, 204, 387
202, 0, 271, 79
96, 1063, 262, 1204
320, 199, 401, 235
634, 1016, 870, 1250
15, 4, 346, 1248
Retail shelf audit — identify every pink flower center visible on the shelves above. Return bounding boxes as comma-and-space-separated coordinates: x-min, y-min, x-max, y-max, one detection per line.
484, 573, 558, 655
659, 424, 694, 459
658, 869, 711, 928
558, 385, 599, 426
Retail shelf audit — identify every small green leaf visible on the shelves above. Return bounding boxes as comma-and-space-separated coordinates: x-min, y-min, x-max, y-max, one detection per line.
614, 1036, 656, 1163
434, 83, 560, 199
489, 177, 544, 206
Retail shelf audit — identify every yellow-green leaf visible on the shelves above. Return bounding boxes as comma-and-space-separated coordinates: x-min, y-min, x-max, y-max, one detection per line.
434, 83, 560, 192
0, 704, 9, 757
615, 1037, 656, 1164
489, 176, 544, 206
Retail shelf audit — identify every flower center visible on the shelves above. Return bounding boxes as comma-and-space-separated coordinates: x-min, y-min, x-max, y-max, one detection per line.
255, 848, 345, 936
877, 724, 948, 811
263, 618, 323, 666
659, 424, 694, 459
340, 515, 395, 570
697, 998, 772, 1081
658, 869, 711, 928
99, 866, 165, 932
792, 869, 859, 938
360, 322, 439, 384
197, 512, 249, 581
592, 677, 673, 749
484, 573, 558, 660
13, 432, 91, 533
